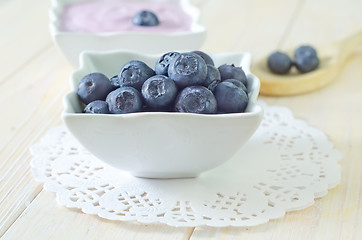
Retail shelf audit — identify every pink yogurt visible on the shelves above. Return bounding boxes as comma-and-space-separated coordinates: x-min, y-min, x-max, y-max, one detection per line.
59, 0, 193, 33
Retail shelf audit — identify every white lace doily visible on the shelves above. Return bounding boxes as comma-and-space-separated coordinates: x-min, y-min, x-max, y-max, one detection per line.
30, 102, 342, 227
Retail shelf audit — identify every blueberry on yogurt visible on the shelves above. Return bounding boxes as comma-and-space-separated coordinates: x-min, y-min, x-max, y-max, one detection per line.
141, 75, 177, 110
132, 10, 159, 26
106, 87, 143, 114
118, 60, 155, 90
175, 86, 217, 114
77, 72, 114, 105
168, 52, 208, 88
155, 51, 180, 76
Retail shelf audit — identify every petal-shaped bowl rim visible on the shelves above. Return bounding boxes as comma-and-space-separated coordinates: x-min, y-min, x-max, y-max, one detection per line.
63, 50, 261, 119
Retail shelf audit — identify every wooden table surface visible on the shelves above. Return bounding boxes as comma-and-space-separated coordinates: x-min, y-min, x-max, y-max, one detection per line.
1, 0, 362, 239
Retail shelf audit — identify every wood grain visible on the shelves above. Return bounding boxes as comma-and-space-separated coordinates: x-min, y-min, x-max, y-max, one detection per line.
1, 0, 362, 239
0, 47, 71, 237
1, 191, 194, 240
191, 55, 362, 239
0, 0, 54, 83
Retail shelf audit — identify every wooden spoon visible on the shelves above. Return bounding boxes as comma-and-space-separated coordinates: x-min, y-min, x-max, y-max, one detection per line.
252, 31, 362, 96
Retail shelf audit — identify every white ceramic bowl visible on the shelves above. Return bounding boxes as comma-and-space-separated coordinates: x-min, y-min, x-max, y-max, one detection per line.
49, 0, 206, 68
62, 50, 263, 178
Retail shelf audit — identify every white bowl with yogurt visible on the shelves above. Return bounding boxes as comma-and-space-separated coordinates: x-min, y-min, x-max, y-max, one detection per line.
49, 0, 207, 68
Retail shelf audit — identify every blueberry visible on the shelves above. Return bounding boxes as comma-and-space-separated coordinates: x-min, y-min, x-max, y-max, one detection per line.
118, 60, 155, 90
168, 53, 207, 88
218, 64, 248, 87
106, 87, 142, 114
83, 100, 110, 114
141, 75, 177, 110
223, 79, 247, 94
109, 75, 120, 89
191, 50, 215, 66
77, 72, 114, 105
267, 51, 293, 74
203, 64, 221, 91
155, 52, 180, 76
294, 45, 319, 73
214, 81, 249, 113
175, 86, 217, 114
132, 10, 159, 26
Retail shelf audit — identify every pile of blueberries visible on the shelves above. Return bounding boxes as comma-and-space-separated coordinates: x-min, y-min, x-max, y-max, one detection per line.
77, 51, 249, 115
267, 45, 319, 74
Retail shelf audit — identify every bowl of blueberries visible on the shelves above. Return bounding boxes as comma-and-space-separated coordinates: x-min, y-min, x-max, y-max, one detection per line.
49, 0, 206, 67
62, 50, 263, 178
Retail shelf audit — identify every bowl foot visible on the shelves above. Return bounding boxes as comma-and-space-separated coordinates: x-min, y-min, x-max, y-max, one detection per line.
131, 172, 199, 179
